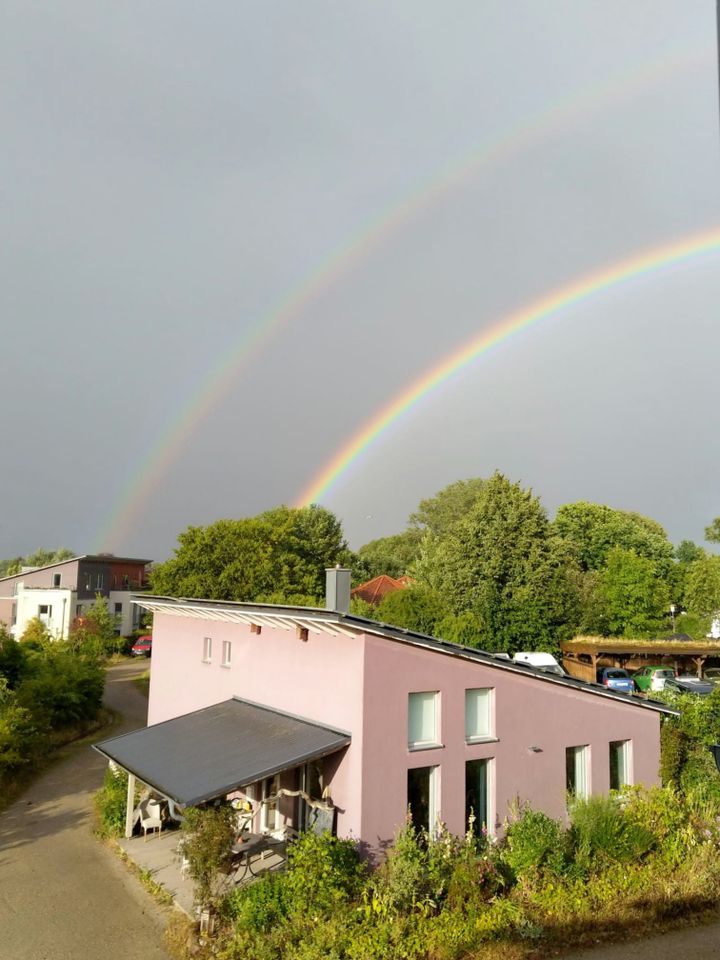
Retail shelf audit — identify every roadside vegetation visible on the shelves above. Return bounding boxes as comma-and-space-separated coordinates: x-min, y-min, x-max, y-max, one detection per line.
165, 785, 720, 960
0, 598, 124, 809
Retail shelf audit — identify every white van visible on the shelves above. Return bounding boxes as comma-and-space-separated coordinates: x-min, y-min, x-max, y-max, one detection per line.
512, 652, 565, 676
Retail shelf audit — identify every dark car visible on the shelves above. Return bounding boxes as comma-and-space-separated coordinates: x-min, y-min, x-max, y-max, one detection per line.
663, 676, 713, 696
596, 667, 635, 694
703, 667, 720, 686
131, 634, 152, 657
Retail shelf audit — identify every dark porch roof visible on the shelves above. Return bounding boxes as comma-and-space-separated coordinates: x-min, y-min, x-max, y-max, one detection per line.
93, 698, 351, 806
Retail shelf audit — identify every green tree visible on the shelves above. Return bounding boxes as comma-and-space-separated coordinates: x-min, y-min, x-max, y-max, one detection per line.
675, 540, 706, 566
150, 505, 350, 604
409, 478, 486, 538
0, 547, 75, 577
597, 548, 670, 637
705, 518, 720, 544
553, 502, 673, 573
355, 530, 423, 581
70, 595, 121, 657
414, 473, 580, 654
0, 626, 27, 688
374, 585, 448, 635
684, 556, 720, 619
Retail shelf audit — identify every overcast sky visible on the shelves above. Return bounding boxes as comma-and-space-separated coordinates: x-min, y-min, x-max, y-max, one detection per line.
2, 1, 719, 562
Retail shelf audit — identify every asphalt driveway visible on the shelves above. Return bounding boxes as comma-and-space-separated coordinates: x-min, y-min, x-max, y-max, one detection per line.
0, 661, 170, 960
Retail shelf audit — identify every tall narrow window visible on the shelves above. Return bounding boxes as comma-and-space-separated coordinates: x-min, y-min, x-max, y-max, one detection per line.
609, 740, 631, 790
408, 692, 439, 749
53, 573, 61, 587
202, 636, 213, 663
221, 640, 232, 667
407, 765, 438, 832
465, 758, 490, 835
566, 745, 589, 798
465, 688, 492, 741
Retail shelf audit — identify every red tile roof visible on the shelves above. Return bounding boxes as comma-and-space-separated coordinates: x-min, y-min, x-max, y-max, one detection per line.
351, 574, 411, 606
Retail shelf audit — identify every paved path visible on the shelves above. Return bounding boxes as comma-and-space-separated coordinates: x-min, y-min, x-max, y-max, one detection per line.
0, 661, 170, 960
560, 917, 720, 960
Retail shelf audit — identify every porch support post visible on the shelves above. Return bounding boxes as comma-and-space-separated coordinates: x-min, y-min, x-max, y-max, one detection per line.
125, 773, 136, 839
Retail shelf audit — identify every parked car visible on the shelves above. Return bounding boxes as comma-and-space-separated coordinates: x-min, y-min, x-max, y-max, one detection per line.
663, 676, 714, 696
131, 634, 152, 657
512, 652, 565, 676
596, 667, 634, 694
703, 667, 720, 685
632, 665, 675, 692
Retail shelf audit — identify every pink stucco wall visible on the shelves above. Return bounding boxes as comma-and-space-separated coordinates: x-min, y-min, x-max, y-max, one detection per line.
148, 612, 367, 840
360, 633, 660, 851
147, 610, 662, 854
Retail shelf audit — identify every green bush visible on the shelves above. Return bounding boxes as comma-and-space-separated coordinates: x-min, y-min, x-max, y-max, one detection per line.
568, 794, 655, 874
17, 648, 104, 729
0, 680, 45, 782
94, 766, 130, 837
221, 872, 291, 933
181, 804, 237, 908
503, 805, 568, 881
285, 830, 365, 914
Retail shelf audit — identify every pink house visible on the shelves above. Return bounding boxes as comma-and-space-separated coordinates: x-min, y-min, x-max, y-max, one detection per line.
95, 570, 674, 857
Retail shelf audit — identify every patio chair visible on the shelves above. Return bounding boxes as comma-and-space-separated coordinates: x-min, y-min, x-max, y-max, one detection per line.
138, 797, 163, 840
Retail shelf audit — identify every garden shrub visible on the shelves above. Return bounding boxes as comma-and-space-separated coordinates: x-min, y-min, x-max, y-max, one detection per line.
660, 721, 689, 785
221, 872, 291, 933
568, 794, 655, 873
17, 648, 104, 729
0, 680, 44, 782
181, 804, 237, 908
503, 805, 568, 881
94, 766, 130, 837
284, 830, 365, 914
0, 627, 27, 688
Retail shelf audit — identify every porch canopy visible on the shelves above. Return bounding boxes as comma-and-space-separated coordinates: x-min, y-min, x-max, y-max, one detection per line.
93, 697, 351, 806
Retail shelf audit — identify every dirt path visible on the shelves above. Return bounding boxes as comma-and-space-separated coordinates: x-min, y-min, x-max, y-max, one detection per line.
0, 661, 170, 960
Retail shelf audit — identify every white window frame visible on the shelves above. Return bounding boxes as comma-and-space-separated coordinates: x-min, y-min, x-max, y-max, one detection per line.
566, 745, 589, 798
408, 691, 440, 750
221, 639, 232, 668
465, 688, 493, 742
202, 636, 213, 663
609, 739, 631, 789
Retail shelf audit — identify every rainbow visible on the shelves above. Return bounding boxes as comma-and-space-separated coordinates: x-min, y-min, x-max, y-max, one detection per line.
295, 226, 720, 507
94, 45, 708, 551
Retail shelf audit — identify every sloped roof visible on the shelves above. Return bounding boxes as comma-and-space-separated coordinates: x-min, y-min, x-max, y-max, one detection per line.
351, 574, 409, 605
134, 595, 678, 717
93, 698, 351, 806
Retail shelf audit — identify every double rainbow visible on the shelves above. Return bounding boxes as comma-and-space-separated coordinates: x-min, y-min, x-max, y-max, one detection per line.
295, 227, 720, 506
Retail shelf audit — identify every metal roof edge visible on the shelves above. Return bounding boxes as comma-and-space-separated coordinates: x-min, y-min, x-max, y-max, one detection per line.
132, 596, 678, 717
230, 696, 352, 739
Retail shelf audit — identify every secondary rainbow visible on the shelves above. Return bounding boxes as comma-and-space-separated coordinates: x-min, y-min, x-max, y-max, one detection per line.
295, 226, 720, 507
94, 46, 707, 550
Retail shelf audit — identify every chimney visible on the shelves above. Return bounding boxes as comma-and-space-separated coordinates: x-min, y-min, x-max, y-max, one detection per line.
325, 566, 351, 615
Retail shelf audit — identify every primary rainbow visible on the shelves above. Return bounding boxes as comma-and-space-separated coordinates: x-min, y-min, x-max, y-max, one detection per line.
295, 226, 720, 507
94, 46, 707, 550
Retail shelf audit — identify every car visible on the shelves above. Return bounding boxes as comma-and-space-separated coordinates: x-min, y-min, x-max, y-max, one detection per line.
663, 676, 714, 696
703, 667, 720, 685
131, 634, 152, 657
632, 665, 676, 692
596, 667, 635, 694
512, 652, 565, 676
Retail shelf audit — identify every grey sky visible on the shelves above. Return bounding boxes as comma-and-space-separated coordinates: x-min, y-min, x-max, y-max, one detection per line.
1, 1, 718, 561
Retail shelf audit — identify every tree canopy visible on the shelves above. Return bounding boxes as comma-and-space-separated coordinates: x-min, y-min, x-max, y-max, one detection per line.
409, 478, 487, 538
150, 505, 350, 604
0, 547, 75, 578
552, 502, 673, 573
413, 473, 580, 653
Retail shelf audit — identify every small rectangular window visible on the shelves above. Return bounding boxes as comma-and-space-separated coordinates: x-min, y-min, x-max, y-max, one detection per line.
609, 740, 631, 790
407, 765, 438, 832
408, 692, 439, 749
465, 688, 492, 741
221, 640, 232, 667
566, 745, 589, 798
114, 602, 122, 614
202, 636, 213, 662
53, 573, 61, 587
